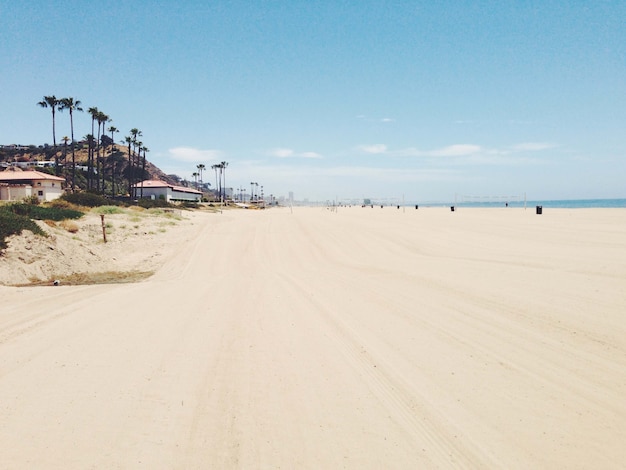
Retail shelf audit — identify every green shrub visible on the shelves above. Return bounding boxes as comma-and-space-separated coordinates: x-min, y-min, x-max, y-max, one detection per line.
5, 203, 83, 221
92, 205, 125, 215
22, 195, 40, 205
0, 208, 46, 249
60, 192, 117, 208
137, 198, 172, 209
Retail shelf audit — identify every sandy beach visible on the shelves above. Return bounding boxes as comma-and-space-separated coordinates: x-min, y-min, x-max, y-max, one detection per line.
1, 205, 625, 468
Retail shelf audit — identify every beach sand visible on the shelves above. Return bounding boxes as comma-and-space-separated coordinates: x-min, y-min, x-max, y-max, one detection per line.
1, 205, 625, 468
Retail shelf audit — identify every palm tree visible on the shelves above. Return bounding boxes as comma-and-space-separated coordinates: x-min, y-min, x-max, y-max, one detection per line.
87, 107, 99, 190
106, 150, 125, 197
108, 125, 119, 155
196, 163, 206, 190
124, 136, 133, 197
37, 96, 60, 173
130, 128, 142, 153
58, 97, 83, 191
221, 161, 229, 202
61, 136, 69, 172
129, 128, 142, 197
96, 112, 110, 192
212, 164, 220, 201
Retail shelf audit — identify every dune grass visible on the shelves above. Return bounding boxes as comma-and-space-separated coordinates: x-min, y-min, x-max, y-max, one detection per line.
19, 270, 155, 286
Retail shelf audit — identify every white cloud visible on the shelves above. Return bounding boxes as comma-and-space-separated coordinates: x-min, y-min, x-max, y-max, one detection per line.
300, 151, 323, 159
381, 118, 395, 122
389, 144, 482, 158
269, 148, 322, 159
168, 147, 223, 162
358, 144, 388, 154
428, 144, 482, 157
270, 148, 295, 158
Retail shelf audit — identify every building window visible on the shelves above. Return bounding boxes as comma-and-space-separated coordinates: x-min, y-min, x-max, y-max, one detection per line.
37, 182, 42, 186
38, 191, 44, 196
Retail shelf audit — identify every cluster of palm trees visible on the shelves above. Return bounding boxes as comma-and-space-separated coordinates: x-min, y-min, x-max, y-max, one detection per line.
191, 163, 206, 191
191, 162, 228, 201
37, 95, 147, 197
211, 161, 229, 202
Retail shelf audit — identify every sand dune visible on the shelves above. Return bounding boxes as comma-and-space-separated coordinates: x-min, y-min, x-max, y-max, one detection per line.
1, 206, 625, 468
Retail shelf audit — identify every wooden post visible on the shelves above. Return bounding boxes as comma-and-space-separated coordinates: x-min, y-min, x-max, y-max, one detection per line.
100, 214, 107, 243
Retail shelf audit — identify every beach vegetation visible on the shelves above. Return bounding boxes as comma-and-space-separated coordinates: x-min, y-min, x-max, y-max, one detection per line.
59, 220, 79, 233
4, 202, 83, 221
60, 191, 116, 208
21, 195, 41, 205
17, 270, 154, 286
0, 206, 47, 249
92, 205, 124, 215
137, 197, 173, 209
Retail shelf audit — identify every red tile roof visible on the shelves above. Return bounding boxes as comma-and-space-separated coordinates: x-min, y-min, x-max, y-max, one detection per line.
0, 170, 65, 182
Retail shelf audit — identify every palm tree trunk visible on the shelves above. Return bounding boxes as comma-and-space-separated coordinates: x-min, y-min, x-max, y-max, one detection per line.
127, 140, 132, 198
70, 109, 76, 191
141, 149, 146, 199
89, 118, 95, 190
96, 125, 100, 192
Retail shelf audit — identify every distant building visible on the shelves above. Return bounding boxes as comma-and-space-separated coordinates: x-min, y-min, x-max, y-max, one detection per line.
132, 179, 202, 202
0, 168, 65, 202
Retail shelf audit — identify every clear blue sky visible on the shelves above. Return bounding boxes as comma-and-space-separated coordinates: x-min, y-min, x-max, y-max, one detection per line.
1, 0, 625, 202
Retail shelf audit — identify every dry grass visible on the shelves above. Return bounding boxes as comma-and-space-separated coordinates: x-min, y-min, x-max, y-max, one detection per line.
59, 219, 80, 233
18, 270, 154, 286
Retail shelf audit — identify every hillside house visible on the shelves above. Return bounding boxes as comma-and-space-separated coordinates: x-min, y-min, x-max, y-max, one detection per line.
0, 168, 65, 202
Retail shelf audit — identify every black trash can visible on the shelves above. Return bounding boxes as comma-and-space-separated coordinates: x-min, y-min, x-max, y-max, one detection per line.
451, 206, 455, 212
536, 205, 542, 215
415, 205, 418, 210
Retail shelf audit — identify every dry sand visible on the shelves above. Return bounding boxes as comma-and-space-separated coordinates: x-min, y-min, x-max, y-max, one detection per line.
1, 205, 625, 468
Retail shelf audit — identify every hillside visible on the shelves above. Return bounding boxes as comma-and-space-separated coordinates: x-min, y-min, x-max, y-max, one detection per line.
0, 143, 178, 189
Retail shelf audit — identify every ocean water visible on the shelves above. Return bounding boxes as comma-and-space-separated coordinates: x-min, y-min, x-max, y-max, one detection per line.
406, 199, 626, 209
451, 199, 626, 209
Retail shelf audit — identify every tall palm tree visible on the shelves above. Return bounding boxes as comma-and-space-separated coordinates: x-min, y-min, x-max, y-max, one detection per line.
61, 136, 69, 173
221, 161, 229, 202
129, 128, 142, 197
58, 97, 83, 191
107, 151, 126, 197
87, 107, 100, 190
196, 163, 206, 189
192, 172, 199, 190
124, 136, 133, 197
108, 125, 119, 155
37, 95, 60, 173
97, 112, 110, 192
212, 164, 220, 201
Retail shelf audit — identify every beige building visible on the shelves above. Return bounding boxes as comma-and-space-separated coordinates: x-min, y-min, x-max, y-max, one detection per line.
0, 168, 65, 202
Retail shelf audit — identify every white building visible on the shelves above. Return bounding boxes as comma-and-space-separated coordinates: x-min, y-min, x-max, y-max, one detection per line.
132, 180, 202, 202
0, 169, 65, 202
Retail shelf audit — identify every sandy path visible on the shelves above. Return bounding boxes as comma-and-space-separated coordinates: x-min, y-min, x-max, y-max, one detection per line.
1, 206, 625, 468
